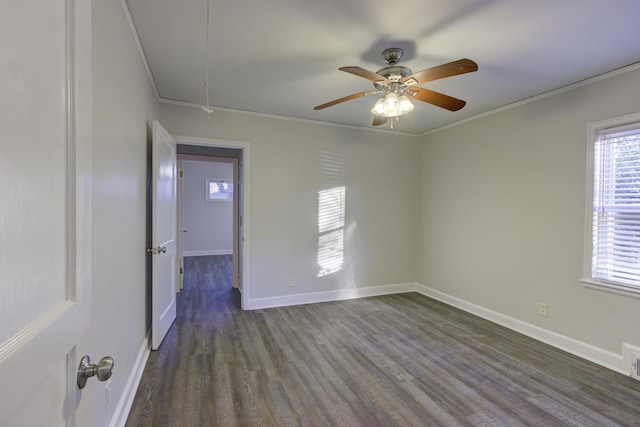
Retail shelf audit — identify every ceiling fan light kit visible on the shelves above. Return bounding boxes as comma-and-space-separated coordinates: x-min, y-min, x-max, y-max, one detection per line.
314, 47, 478, 128
371, 92, 414, 117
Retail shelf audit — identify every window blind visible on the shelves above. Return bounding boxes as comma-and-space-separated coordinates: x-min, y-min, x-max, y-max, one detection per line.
592, 126, 640, 289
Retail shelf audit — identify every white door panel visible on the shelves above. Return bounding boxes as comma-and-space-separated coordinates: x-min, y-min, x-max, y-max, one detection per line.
0, 0, 92, 425
7, 352, 75, 427
151, 121, 178, 350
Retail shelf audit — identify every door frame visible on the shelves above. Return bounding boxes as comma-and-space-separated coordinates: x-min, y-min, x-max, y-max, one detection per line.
177, 155, 239, 289
174, 135, 250, 310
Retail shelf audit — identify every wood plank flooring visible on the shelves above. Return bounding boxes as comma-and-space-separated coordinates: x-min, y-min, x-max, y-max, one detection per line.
126, 255, 640, 426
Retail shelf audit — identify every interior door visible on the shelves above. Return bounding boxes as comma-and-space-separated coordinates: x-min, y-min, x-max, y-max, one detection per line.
0, 0, 92, 425
151, 121, 178, 350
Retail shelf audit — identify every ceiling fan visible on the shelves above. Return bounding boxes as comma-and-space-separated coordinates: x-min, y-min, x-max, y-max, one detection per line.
314, 48, 478, 127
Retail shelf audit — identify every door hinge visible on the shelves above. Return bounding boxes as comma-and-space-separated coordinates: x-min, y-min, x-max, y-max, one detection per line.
180, 267, 183, 274
179, 170, 183, 178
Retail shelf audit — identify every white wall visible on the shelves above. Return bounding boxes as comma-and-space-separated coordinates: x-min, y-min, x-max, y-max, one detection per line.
91, 0, 159, 425
182, 160, 233, 255
418, 67, 640, 363
160, 105, 420, 304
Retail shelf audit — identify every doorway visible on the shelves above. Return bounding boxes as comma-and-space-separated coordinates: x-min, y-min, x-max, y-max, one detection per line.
178, 155, 237, 291
175, 137, 249, 309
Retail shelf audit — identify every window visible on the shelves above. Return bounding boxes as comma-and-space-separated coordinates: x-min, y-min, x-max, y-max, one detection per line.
317, 186, 345, 277
206, 178, 233, 201
584, 113, 640, 296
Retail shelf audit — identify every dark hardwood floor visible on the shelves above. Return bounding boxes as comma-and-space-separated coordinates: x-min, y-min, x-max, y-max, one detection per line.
126, 256, 640, 426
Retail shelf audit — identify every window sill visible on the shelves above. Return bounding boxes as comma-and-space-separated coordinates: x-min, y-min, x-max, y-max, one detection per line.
580, 278, 640, 299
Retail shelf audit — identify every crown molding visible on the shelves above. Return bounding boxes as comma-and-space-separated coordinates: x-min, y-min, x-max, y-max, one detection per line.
119, 0, 160, 100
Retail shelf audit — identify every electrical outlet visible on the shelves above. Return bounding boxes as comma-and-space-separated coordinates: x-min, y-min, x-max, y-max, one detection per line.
538, 303, 548, 317
623, 343, 640, 380
289, 277, 296, 287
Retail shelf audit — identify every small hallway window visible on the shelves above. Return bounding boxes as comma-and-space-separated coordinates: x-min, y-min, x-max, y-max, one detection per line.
206, 178, 233, 201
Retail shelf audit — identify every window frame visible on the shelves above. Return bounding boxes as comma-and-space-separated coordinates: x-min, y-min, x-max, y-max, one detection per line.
582, 112, 640, 298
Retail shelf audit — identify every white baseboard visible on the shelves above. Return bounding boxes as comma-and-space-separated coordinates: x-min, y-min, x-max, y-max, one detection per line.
246, 282, 417, 310
184, 249, 232, 257
109, 336, 151, 427
413, 283, 627, 376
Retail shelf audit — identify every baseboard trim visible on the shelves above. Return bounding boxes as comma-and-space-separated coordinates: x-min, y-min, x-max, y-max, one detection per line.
109, 335, 151, 427
414, 283, 627, 376
247, 282, 417, 310
184, 249, 232, 257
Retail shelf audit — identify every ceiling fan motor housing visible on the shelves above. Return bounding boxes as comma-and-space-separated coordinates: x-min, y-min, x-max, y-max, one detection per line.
376, 65, 413, 82
377, 48, 412, 84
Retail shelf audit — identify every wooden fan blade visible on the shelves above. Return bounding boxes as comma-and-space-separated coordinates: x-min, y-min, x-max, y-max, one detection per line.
339, 66, 390, 84
402, 59, 478, 85
372, 115, 388, 126
407, 87, 467, 111
314, 90, 379, 110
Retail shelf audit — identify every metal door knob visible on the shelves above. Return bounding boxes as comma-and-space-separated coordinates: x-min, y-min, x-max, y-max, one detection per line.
77, 355, 114, 389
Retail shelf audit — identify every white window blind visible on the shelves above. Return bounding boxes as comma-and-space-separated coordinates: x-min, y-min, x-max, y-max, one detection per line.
591, 125, 640, 290
317, 187, 345, 278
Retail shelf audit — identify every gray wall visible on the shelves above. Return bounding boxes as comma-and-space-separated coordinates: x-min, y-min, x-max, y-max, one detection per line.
91, 0, 159, 425
160, 106, 421, 301
182, 160, 233, 255
418, 67, 640, 356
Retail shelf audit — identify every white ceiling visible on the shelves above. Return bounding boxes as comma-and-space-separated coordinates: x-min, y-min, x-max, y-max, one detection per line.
125, 0, 640, 135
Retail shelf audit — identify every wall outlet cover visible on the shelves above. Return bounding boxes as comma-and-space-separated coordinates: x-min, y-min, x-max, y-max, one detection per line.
538, 303, 548, 317
623, 343, 640, 380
